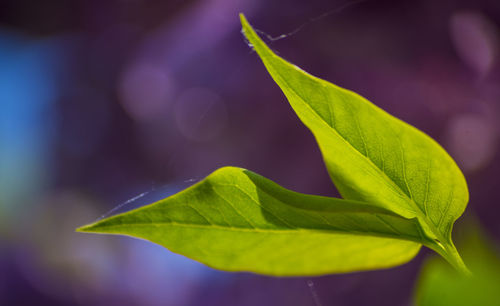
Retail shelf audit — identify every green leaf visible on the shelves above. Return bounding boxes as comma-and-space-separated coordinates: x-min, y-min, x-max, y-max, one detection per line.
79, 167, 426, 276
240, 14, 468, 272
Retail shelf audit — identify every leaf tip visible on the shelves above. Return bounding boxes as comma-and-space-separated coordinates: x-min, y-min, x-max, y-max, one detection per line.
239, 13, 258, 44
239, 13, 248, 26
75, 224, 93, 233
76, 221, 104, 234
239, 13, 252, 45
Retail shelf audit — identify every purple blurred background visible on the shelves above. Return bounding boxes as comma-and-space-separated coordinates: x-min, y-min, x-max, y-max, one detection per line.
1, 0, 500, 305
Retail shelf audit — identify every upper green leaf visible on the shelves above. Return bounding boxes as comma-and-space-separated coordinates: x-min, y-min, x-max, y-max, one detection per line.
240, 14, 468, 269
79, 167, 425, 276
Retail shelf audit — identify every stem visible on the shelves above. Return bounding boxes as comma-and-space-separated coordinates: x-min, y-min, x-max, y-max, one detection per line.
415, 212, 471, 276
435, 242, 471, 276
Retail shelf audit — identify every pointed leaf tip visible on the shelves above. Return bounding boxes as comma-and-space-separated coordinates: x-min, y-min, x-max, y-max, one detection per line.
75, 224, 94, 233
76, 219, 111, 234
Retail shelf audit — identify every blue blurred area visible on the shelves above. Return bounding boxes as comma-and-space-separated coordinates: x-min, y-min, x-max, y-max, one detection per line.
1, 0, 500, 305
0, 31, 60, 223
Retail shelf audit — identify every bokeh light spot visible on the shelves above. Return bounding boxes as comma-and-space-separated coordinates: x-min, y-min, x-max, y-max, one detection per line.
446, 113, 497, 172
450, 11, 498, 77
118, 62, 175, 122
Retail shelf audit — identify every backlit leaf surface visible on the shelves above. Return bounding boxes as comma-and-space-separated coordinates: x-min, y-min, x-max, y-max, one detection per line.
79, 167, 429, 275
240, 14, 468, 271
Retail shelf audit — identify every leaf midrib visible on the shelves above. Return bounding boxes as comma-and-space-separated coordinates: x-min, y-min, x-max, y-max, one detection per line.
267, 59, 414, 204
251, 46, 444, 243
84, 221, 425, 243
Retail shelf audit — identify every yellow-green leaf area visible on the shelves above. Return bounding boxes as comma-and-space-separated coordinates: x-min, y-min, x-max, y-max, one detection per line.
79, 167, 425, 276
240, 14, 468, 272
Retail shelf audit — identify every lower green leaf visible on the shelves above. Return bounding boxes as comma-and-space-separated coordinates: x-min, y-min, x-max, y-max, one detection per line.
78, 167, 425, 276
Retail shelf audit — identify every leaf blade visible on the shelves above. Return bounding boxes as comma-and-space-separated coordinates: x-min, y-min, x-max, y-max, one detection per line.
79, 167, 425, 276
239, 14, 468, 253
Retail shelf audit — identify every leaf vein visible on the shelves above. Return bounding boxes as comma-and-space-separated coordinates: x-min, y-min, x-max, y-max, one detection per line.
423, 158, 431, 216
210, 187, 258, 228
375, 215, 403, 236
436, 189, 454, 229
89, 222, 423, 243
184, 204, 213, 225
215, 183, 297, 228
